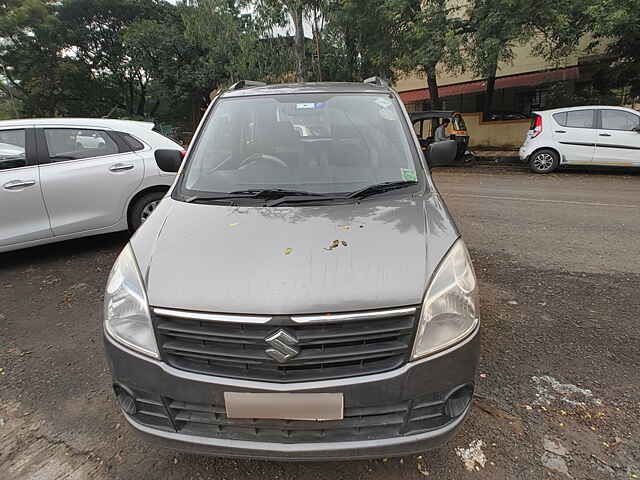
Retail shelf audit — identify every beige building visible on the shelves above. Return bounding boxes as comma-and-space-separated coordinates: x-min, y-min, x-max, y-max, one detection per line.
394, 41, 604, 148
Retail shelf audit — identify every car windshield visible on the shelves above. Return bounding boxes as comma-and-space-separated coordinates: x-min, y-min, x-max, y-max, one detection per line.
179, 93, 422, 197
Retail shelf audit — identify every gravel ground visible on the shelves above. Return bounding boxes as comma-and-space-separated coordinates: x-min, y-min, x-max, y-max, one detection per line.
1, 164, 639, 479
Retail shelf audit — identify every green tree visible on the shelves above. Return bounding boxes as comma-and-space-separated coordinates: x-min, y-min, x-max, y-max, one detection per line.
387, 0, 464, 110
319, 0, 399, 82
252, 0, 308, 81
586, 0, 640, 100
463, 0, 612, 118
463, 0, 533, 119
59, 0, 165, 117
0, 0, 78, 116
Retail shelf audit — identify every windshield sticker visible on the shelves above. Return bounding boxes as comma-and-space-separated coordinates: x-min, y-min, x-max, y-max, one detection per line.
375, 97, 393, 108
401, 168, 417, 181
296, 102, 325, 110
380, 109, 395, 121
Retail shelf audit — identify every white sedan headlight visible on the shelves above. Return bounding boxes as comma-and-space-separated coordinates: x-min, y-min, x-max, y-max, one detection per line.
104, 244, 158, 358
413, 239, 479, 359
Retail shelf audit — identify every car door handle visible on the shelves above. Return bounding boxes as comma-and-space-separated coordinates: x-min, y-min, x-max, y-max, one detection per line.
554, 130, 567, 133
3, 179, 36, 190
109, 163, 134, 172
599, 133, 612, 137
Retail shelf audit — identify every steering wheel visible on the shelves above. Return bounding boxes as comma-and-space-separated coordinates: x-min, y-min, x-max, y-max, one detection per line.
238, 153, 288, 170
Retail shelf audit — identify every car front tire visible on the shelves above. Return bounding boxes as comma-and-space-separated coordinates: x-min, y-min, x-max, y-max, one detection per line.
529, 149, 559, 174
129, 191, 166, 232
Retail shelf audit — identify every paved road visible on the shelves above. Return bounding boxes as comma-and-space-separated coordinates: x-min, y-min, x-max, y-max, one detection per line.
1, 165, 639, 479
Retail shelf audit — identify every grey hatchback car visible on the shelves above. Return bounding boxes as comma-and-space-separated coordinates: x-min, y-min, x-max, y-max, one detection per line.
103, 80, 480, 460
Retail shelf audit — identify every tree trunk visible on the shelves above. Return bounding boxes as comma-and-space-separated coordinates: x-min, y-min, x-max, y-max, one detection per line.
312, 10, 322, 81
289, 5, 305, 82
426, 65, 440, 108
127, 79, 135, 116
345, 26, 358, 80
150, 99, 160, 118
136, 78, 146, 117
191, 94, 200, 131
426, 65, 441, 135
483, 61, 498, 121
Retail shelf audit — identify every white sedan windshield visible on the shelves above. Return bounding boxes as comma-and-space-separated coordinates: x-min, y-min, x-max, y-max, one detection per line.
181, 93, 420, 195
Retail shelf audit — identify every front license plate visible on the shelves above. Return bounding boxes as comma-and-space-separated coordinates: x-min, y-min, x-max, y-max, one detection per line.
224, 392, 344, 421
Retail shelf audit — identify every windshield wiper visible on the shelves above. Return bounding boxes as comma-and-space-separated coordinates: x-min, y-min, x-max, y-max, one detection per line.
347, 181, 418, 200
266, 193, 344, 207
185, 194, 253, 203
185, 188, 321, 204
228, 188, 315, 197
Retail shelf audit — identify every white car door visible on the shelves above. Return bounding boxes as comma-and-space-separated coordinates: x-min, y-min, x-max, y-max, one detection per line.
0, 127, 52, 247
594, 109, 640, 166
551, 109, 597, 164
38, 127, 144, 236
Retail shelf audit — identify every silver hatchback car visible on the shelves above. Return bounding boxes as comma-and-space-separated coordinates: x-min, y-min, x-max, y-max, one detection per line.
104, 81, 480, 460
0, 118, 183, 253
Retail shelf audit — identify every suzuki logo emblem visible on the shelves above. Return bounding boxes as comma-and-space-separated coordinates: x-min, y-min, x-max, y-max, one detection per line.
265, 329, 300, 363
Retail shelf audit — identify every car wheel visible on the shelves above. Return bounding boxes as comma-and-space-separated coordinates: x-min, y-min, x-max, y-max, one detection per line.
529, 149, 559, 174
129, 191, 166, 232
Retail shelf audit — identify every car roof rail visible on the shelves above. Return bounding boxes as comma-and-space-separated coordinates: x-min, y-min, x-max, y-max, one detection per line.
230, 80, 267, 90
363, 76, 389, 87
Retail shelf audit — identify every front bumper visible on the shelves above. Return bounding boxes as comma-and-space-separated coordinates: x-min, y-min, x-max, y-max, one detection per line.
104, 327, 480, 460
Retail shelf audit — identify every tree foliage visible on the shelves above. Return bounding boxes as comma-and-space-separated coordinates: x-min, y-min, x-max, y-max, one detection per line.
586, 0, 640, 97
386, 0, 464, 109
0, 0, 638, 129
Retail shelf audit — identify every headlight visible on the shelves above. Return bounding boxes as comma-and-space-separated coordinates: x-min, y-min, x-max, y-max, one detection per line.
104, 244, 158, 358
412, 239, 479, 359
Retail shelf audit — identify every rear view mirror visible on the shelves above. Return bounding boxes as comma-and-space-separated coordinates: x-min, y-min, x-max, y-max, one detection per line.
155, 149, 184, 173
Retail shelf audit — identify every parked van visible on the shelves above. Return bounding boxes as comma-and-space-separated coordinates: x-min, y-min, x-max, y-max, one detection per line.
103, 80, 480, 460
519, 106, 640, 173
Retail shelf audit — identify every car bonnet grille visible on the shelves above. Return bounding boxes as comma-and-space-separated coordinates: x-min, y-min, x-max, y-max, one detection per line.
153, 307, 418, 383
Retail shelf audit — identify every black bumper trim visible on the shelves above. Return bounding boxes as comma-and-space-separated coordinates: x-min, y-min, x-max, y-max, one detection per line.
123, 401, 472, 461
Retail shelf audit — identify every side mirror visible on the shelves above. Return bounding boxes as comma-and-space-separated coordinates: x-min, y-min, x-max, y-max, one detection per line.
155, 149, 184, 173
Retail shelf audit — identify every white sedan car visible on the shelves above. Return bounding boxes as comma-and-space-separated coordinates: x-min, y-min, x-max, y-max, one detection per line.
0, 118, 183, 253
519, 105, 640, 173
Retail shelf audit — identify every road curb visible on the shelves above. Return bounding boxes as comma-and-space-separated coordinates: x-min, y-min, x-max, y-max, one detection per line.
474, 155, 521, 166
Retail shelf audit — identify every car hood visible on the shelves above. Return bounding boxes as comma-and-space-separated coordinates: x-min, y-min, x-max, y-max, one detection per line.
132, 195, 458, 315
